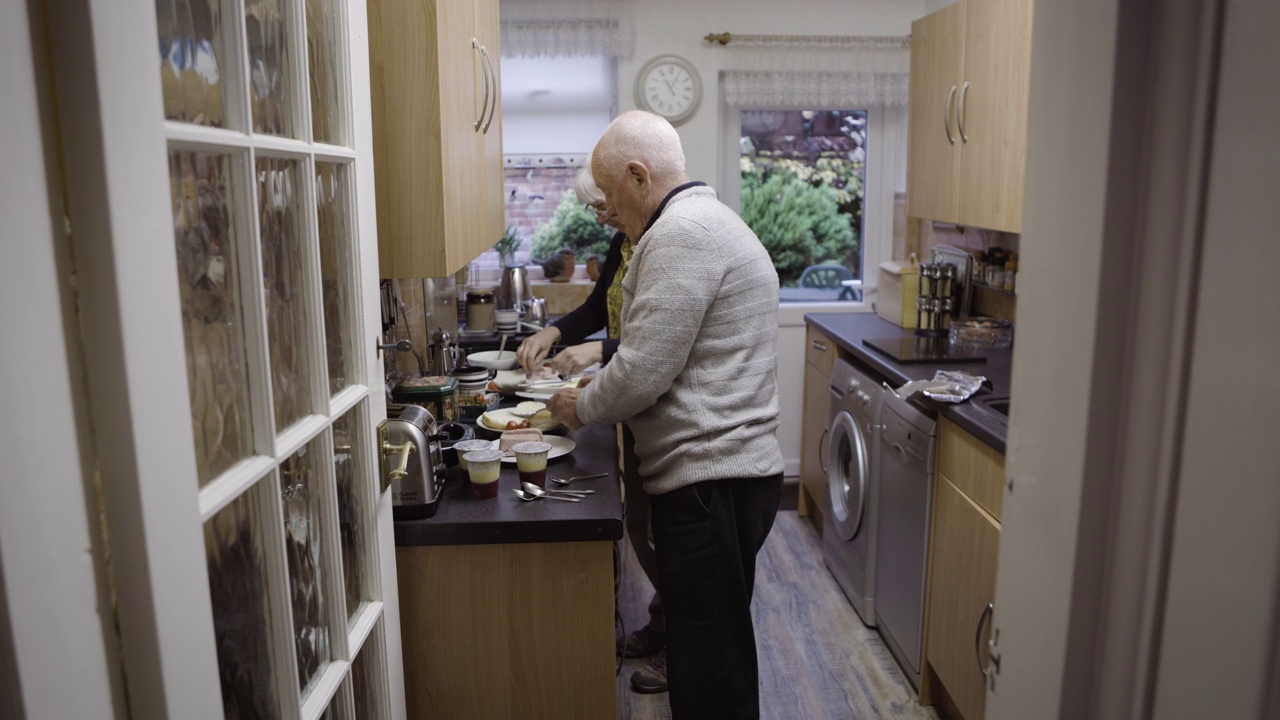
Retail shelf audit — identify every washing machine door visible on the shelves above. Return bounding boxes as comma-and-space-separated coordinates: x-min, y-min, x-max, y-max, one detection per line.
826, 410, 870, 542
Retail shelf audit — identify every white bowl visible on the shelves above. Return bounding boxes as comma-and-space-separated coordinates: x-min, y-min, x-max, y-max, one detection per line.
467, 350, 518, 371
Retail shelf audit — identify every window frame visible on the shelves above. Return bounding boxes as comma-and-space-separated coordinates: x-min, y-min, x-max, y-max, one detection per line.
718, 93, 907, 324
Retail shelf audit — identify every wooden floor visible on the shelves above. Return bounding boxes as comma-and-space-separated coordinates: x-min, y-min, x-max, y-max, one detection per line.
615, 509, 940, 720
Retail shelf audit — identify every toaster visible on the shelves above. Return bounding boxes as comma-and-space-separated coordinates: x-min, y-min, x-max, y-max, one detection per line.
381, 404, 448, 520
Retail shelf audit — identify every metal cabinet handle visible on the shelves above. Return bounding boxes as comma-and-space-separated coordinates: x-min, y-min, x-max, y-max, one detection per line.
976, 602, 994, 676
944, 84, 957, 145
818, 426, 831, 474
472, 39, 488, 131
810, 340, 828, 352
479, 45, 496, 133
958, 81, 970, 143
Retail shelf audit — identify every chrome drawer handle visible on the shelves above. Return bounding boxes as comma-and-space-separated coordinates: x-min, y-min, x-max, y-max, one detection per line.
810, 340, 828, 352
944, 84, 957, 145
976, 602, 994, 676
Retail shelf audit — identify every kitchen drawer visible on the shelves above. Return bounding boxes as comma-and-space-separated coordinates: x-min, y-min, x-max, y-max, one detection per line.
805, 325, 837, 378
937, 416, 1005, 522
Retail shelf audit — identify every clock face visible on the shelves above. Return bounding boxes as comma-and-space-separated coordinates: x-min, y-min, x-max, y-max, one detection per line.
636, 56, 701, 125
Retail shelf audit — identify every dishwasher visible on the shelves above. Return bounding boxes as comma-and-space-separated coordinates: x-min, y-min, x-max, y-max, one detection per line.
873, 385, 937, 692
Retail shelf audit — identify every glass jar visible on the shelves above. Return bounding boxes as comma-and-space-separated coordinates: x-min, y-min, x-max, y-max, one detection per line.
465, 288, 495, 331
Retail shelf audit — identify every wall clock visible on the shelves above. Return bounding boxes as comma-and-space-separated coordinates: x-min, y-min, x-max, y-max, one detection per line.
634, 54, 702, 126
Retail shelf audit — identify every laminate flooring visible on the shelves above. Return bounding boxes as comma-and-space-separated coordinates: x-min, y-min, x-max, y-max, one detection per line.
615, 509, 940, 720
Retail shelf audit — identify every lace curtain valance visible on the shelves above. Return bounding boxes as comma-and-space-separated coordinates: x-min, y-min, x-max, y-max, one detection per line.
499, 0, 634, 58
718, 34, 912, 108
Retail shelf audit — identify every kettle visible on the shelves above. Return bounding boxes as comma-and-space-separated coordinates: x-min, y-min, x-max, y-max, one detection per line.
427, 328, 460, 375
495, 263, 532, 313
522, 296, 549, 328
381, 404, 448, 520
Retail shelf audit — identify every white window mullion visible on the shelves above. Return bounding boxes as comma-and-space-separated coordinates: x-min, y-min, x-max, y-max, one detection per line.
259, 473, 305, 720
276, 413, 332, 460
197, 455, 277, 522
348, 599, 384, 656
224, 0, 254, 133
316, 426, 352, 662
312, 143, 358, 162
289, 0, 314, 144
329, 382, 367, 420
297, 155, 330, 418
239, 146, 282, 455
300, 661, 350, 720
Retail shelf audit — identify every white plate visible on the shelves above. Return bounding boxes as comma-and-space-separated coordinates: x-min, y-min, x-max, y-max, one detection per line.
477, 407, 563, 432
491, 435, 575, 463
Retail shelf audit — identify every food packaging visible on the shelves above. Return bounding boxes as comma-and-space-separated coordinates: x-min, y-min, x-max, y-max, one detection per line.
949, 317, 1014, 348
392, 375, 458, 422
894, 371, 987, 404
876, 260, 920, 329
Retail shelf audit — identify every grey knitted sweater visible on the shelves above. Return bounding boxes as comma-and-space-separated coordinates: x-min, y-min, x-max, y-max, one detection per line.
577, 185, 784, 494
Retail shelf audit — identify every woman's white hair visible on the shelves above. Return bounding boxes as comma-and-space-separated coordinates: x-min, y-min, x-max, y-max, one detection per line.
573, 160, 605, 206
594, 111, 687, 183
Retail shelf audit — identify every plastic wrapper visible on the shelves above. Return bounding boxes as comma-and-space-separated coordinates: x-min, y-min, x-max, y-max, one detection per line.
893, 370, 986, 404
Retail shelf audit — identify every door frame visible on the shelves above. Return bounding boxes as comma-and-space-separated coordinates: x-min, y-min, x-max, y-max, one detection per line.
988, 0, 1280, 717
33, 0, 406, 716
0, 1, 124, 715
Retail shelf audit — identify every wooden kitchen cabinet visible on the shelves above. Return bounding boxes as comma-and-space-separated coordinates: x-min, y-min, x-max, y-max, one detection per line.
368, 0, 505, 278
906, 0, 1033, 233
798, 325, 837, 521
922, 416, 1005, 720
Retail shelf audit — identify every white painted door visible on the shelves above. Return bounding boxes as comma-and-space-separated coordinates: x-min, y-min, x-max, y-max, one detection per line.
45, 0, 405, 717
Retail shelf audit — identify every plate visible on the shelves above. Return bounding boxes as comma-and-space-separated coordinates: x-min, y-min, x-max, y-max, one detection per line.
477, 407, 564, 432
491, 435, 575, 463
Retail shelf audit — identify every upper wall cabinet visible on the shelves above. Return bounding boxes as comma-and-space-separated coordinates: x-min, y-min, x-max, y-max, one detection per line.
368, 0, 505, 278
906, 0, 1033, 233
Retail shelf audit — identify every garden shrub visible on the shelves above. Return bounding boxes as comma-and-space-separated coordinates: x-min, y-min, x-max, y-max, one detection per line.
530, 193, 615, 260
740, 156, 860, 287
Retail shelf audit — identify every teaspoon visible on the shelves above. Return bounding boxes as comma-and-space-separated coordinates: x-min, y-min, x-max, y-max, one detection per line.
511, 488, 579, 503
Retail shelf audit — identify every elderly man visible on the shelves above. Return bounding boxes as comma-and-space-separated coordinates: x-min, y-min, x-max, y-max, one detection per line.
548, 110, 784, 718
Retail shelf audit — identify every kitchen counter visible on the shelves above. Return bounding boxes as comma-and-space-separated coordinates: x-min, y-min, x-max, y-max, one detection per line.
394, 421, 620, 719
805, 312, 1012, 454
393, 422, 623, 547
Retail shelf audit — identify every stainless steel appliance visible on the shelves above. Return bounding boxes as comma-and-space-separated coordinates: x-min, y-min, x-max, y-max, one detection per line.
873, 388, 937, 691
496, 263, 532, 312
822, 358, 884, 627
382, 404, 448, 520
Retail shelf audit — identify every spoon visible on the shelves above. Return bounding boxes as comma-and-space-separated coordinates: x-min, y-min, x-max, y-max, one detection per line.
512, 488, 579, 502
521, 482, 592, 499
497, 332, 509, 358
550, 473, 608, 486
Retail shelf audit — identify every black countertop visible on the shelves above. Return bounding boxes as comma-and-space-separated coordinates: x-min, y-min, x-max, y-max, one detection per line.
393, 423, 624, 547
804, 313, 1012, 454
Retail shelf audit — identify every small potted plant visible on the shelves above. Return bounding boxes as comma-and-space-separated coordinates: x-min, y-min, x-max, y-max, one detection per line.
493, 226, 522, 268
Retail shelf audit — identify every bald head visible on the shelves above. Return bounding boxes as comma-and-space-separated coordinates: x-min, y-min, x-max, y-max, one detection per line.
591, 111, 691, 240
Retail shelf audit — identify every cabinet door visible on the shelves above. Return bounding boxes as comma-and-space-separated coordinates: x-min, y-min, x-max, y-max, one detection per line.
927, 475, 1000, 720
474, 0, 506, 253
957, 0, 1033, 232
906, 1, 966, 224
436, 0, 487, 274
799, 362, 831, 518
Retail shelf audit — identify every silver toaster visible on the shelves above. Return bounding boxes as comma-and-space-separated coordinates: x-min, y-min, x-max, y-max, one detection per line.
381, 404, 447, 520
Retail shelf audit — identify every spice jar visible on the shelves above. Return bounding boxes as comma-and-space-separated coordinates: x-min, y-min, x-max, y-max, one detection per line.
465, 288, 496, 331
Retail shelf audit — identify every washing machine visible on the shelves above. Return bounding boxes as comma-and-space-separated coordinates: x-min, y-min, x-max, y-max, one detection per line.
821, 358, 883, 627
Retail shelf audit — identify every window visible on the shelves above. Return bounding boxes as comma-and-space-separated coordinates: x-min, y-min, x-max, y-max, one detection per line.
739, 109, 867, 302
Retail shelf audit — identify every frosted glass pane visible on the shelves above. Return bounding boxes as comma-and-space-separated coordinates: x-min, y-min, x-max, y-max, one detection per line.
351, 627, 384, 718
315, 163, 354, 396
280, 439, 332, 696
156, 0, 226, 126
256, 157, 309, 431
245, 0, 294, 136
332, 408, 369, 625
204, 490, 280, 718
169, 151, 254, 486
306, 0, 342, 144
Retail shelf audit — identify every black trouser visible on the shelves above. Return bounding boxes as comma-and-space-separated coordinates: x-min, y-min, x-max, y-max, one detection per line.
649, 473, 784, 719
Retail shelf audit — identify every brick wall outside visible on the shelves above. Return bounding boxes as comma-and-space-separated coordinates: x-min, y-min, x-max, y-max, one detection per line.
470, 167, 581, 279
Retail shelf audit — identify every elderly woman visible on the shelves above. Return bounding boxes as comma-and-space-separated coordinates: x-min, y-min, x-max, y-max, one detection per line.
516, 163, 668, 694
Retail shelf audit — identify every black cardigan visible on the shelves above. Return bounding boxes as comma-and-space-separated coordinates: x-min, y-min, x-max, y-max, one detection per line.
549, 231, 626, 365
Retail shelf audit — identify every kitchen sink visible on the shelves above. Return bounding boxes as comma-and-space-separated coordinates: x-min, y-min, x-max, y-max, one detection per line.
973, 395, 1011, 422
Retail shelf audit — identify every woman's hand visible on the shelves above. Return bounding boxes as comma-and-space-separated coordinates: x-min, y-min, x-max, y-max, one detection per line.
517, 326, 561, 375
551, 341, 603, 377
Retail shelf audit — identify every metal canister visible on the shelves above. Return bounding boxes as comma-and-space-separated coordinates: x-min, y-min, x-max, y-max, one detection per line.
465, 288, 496, 331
